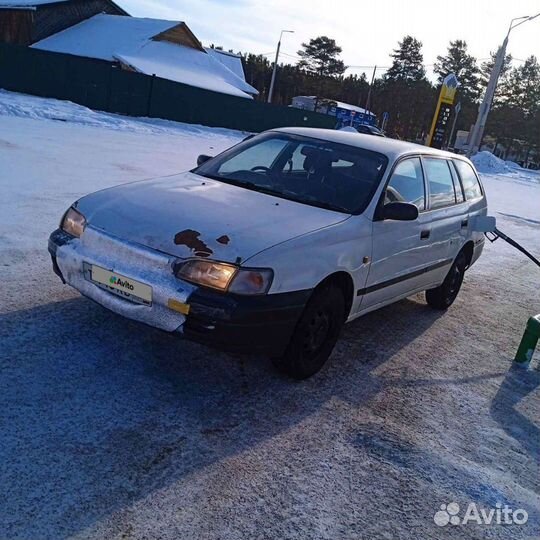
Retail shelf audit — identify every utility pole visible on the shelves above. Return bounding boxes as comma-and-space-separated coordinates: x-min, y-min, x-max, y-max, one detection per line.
364, 65, 377, 121
467, 13, 540, 157
267, 30, 294, 104
447, 101, 461, 149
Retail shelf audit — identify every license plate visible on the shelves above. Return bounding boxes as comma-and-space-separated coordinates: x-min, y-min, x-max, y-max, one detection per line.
90, 265, 152, 305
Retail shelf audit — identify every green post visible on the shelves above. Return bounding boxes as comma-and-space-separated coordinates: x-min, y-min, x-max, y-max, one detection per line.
514, 315, 540, 365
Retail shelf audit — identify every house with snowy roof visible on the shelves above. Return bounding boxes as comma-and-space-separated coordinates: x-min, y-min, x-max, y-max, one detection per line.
31, 13, 258, 99
0, 0, 127, 45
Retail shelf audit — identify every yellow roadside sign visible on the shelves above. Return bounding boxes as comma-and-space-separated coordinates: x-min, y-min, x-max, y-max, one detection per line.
427, 73, 459, 148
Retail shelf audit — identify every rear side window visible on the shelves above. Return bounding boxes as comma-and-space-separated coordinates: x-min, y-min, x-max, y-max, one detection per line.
423, 158, 456, 210
385, 158, 425, 210
454, 160, 483, 200
449, 161, 465, 203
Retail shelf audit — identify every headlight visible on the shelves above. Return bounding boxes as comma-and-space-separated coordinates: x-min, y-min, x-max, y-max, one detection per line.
176, 260, 273, 295
176, 260, 237, 290
61, 207, 86, 237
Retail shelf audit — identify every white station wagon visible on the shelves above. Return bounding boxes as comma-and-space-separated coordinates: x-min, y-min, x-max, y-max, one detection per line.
49, 128, 487, 379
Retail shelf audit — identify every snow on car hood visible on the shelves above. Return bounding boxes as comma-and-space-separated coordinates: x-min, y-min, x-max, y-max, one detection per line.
75, 172, 350, 263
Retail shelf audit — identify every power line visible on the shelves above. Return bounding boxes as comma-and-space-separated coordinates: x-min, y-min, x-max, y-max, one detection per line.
346, 65, 391, 69
280, 52, 301, 59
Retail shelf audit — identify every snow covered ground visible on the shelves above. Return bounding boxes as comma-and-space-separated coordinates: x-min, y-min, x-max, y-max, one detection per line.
0, 91, 538, 540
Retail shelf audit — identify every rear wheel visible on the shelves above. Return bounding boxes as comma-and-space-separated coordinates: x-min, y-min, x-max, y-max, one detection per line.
426, 251, 467, 310
272, 284, 345, 379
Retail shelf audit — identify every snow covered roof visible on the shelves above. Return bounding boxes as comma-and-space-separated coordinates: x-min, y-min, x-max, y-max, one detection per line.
332, 101, 374, 116
32, 14, 258, 98
0, 0, 67, 8
33, 15, 178, 61
115, 42, 256, 99
205, 48, 245, 81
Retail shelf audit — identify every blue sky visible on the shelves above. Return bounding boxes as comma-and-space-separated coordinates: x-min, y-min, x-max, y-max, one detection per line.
122, 0, 540, 79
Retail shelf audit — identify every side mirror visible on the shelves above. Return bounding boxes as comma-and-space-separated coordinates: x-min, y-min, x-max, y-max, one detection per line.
197, 154, 213, 166
382, 202, 419, 221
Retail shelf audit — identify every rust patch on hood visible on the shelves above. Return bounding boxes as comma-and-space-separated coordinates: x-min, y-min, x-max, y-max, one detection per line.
216, 235, 230, 245
174, 229, 213, 257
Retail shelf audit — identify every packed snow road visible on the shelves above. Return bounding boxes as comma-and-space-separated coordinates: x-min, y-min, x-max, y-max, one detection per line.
0, 91, 538, 540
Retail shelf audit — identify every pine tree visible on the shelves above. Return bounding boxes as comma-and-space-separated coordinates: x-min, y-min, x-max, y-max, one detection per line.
506, 56, 540, 116
297, 36, 346, 77
478, 50, 513, 105
380, 36, 433, 140
480, 50, 513, 86
433, 40, 480, 101
485, 56, 540, 164
242, 53, 273, 98
385, 36, 426, 82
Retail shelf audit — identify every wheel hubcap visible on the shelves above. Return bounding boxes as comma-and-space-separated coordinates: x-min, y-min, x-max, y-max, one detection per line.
446, 265, 462, 302
303, 309, 330, 355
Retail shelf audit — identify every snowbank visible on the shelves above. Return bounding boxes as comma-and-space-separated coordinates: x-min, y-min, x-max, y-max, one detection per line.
471, 151, 511, 174
0, 89, 244, 139
471, 151, 539, 186
505, 160, 522, 170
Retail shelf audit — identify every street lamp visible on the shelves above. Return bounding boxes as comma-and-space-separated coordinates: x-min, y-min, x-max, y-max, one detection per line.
467, 12, 540, 157
267, 30, 294, 104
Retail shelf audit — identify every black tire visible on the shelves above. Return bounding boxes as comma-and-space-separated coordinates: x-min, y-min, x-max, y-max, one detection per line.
272, 284, 345, 380
426, 251, 467, 310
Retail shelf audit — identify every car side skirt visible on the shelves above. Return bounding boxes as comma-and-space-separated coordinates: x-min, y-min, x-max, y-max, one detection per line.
356, 258, 453, 296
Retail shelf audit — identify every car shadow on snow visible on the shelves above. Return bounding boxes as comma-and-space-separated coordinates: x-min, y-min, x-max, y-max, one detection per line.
348, 422, 539, 539
0, 293, 513, 538
490, 362, 540, 461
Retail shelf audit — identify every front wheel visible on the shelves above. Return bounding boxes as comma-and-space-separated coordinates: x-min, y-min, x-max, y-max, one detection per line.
426, 251, 467, 310
272, 284, 345, 380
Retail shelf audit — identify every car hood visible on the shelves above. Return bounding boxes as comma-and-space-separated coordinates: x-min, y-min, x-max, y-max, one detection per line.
75, 172, 350, 263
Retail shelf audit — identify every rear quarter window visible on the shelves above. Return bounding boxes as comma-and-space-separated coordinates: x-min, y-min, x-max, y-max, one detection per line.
449, 161, 465, 203
423, 158, 456, 210
454, 160, 483, 200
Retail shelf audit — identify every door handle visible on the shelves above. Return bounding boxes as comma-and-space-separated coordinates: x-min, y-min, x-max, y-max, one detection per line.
420, 229, 431, 239
461, 218, 469, 228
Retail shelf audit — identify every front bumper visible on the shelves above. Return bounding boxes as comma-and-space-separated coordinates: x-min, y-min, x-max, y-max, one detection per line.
49, 228, 310, 356
184, 286, 311, 356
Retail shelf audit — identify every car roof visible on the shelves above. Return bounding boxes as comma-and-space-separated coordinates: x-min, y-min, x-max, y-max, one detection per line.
272, 127, 472, 165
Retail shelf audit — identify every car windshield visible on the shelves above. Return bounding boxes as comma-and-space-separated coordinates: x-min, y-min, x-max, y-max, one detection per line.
194, 132, 388, 214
